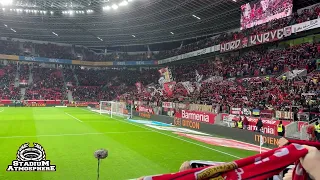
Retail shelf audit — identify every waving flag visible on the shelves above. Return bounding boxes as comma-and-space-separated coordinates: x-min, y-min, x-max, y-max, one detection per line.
181, 81, 195, 94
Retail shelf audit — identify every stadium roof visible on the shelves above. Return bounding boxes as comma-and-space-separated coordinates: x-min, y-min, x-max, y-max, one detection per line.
0, 0, 316, 47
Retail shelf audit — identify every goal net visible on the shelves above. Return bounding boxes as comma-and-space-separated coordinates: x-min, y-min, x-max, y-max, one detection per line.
99, 101, 132, 118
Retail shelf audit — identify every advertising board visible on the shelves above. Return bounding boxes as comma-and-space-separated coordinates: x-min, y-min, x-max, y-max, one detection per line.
24, 103, 47, 107
221, 114, 291, 136
133, 111, 281, 148
137, 106, 154, 114
175, 110, 216, 124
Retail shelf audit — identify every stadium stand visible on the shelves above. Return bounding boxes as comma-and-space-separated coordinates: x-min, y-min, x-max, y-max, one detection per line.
0, 3, 318, 63
25, 67, 65, 100
0, 0, 318, 127
0, 1, 320, 179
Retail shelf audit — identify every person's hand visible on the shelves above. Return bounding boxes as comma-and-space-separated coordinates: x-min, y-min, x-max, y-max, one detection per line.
179, 161, 192, 172
300, 145, 320, 180
283, 169, 293, 180
278, 137, 289, 147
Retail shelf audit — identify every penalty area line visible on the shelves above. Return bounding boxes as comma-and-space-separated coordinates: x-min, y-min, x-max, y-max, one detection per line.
82, 108, 241, 159
65, 112, 83, 123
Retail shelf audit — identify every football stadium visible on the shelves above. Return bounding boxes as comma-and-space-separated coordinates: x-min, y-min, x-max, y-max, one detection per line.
0, 0, 320, 180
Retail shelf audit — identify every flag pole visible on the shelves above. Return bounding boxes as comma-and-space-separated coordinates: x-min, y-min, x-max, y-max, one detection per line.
259, 135, 263, 154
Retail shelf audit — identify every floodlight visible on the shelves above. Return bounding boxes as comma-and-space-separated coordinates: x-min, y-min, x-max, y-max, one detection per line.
119, 0, 128, 6
112, 4, 118, 10
104, 6, 111, 10
0, 0, 13, 6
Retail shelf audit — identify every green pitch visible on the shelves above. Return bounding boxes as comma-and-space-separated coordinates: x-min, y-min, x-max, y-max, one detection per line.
0, 107, 257, 180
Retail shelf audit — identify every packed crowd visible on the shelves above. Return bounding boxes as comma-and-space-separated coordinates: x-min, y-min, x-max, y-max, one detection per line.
124, 42, 320, 112
25, 67, 65, 100
0, 63, 20, 100
19, 64, 29, 82
63, 69, 77, 86
0, 40, 319, 109
72, 68, 158, 102
156, 3, 320, 59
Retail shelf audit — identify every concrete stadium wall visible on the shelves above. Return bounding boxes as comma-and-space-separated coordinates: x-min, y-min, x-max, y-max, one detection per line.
133, 111, 281, 148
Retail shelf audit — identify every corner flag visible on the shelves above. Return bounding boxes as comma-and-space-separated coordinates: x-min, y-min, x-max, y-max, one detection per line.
259, 135, 264, 154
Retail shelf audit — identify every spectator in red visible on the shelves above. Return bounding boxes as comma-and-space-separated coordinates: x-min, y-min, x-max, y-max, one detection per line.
243, 116, 249, 130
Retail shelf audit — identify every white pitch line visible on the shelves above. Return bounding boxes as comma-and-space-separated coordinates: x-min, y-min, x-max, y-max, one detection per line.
65, 112, 83, 123
0, 131, 153, 139
82, 108, 241, 159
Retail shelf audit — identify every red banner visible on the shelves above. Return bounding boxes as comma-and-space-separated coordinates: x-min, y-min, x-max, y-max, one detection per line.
137, 106, 154, 114
220, 38, 248, 53
260, 110, 274, 118
222, 114, 291, 135
249, 27, 292, 46
175, 110, 216, 124
230, 108, 242, 115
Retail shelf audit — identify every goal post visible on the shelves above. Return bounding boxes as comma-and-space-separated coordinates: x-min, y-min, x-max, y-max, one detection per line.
99, 101, 132, 118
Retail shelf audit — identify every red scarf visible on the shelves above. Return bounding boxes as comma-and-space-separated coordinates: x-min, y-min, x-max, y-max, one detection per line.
143, 140, 320, 180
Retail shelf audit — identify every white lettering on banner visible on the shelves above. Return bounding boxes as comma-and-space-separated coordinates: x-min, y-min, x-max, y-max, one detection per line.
182, 110, 209, 123
175, 103, 187, 109
247, 118, 278, 125
274, 148, 289, 157
162, 102, 173, 108
48, 59, 59, 63
247, 125, 275, 135
231, 108, 242, 115
249, 27, 291, 45
220, 39, 241, 52
235, 168, 244, 179
138, 106, 153, 113
158, 46, 214, 64
24, 56, 36, 61
136, 61, 145, 65
157, 20, 317, 65
292, 18, 320, 34
116, 62, 126, 65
